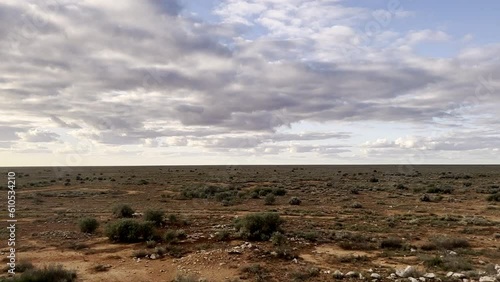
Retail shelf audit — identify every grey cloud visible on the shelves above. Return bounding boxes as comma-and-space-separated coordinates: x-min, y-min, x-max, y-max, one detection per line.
17, 129, 59, 142
0, 126, 23, 141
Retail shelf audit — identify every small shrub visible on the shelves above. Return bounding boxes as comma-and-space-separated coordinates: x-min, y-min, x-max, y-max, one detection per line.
264, 194, 276, 205
112, 204, 135, 218
271, 232, 287, 247
272, 188, 287, 196
105, 219, 154, 243
172, 274, 199, 282
351, 202, 363, 209
431, 236, 470, 249
8, 264, 77, 282
235, 212, 284, 241
144, 209, 164, 227
290, 267, 320, 281
146, 240, 156, 248
79, 217, 99, 234
380, 237, 403, 249
241, 264, 269, 281
298, 231, 319, 242
14, 260, 34, 273
91, 264, 111, 272
289, 197, 301, 205
164, 230, 179, 244
215, 230, 231, 242
424, 255, 443, 268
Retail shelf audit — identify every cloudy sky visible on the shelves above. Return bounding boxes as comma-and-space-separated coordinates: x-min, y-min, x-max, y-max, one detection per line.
1, 0, 499, 166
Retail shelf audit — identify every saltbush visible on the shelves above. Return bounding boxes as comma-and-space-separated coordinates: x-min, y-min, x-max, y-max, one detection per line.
234, 212, 283, 241
79, 217, 99, 234
105, 219, 154, 243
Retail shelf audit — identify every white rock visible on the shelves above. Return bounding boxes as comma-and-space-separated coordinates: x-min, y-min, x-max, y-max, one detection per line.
479, 276, 496, 282
346, 271, 358, 278
333, 270, 344, 279
419, 277, 426, 282
424, 273, 436, 279
397, 266, 417, 278
447, 272, 454, 277
448, 251, 458, 256
371, 273, 381, 279
150, 254, 157, 260
409, 277, 419, 282
452, 273, 466, 279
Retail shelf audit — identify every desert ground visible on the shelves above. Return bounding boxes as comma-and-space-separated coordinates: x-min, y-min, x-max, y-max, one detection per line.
0, 165, 499, 282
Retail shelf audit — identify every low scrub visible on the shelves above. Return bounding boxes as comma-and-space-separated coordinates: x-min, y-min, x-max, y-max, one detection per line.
380, 237, 403, 249
430, 236, 470, 249
2, 264, 76, 282
112, 204, 135, 218
144, 209, 164, 227
235, 212, 283, 241
105, 219, 154, 243
79, 217, 99, 234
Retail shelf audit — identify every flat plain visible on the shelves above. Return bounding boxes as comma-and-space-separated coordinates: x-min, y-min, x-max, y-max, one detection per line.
0, 165, 499, 281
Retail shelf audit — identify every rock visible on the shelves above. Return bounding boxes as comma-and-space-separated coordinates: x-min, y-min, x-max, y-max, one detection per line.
388, 273, 397, 280
447, 272, 454, 278
448, 250, 458, 256
228, 249, 242, 255
479, 276, 496, 282
411, 248, 417, 253
418, 277, 425, 282
409, 277, 419, 282
371, 273, 381, 279
452, 273, 466, 279
397, 266, 417, 278
333, 270, 344, 279
346, 271, 358, 278
424, 273, 436, 279
150, 254, 157, 260
292, 258, 298, 264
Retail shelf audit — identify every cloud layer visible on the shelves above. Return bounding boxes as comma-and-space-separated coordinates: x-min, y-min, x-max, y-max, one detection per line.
1, 0, 499, 165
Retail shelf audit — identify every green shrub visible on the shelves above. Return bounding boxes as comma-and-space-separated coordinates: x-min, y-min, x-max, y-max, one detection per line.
264, 194, 276, 205
4, 264, 77, 282
235, 212, 283, 241
105, 219, 154, 243
79, 217, 99, 234
144, 209, 164, 227
112, 204, 135, 218
289, 197, 301, 205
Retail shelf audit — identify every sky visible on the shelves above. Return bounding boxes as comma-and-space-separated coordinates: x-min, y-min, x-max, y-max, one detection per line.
1, 0, 499, 166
